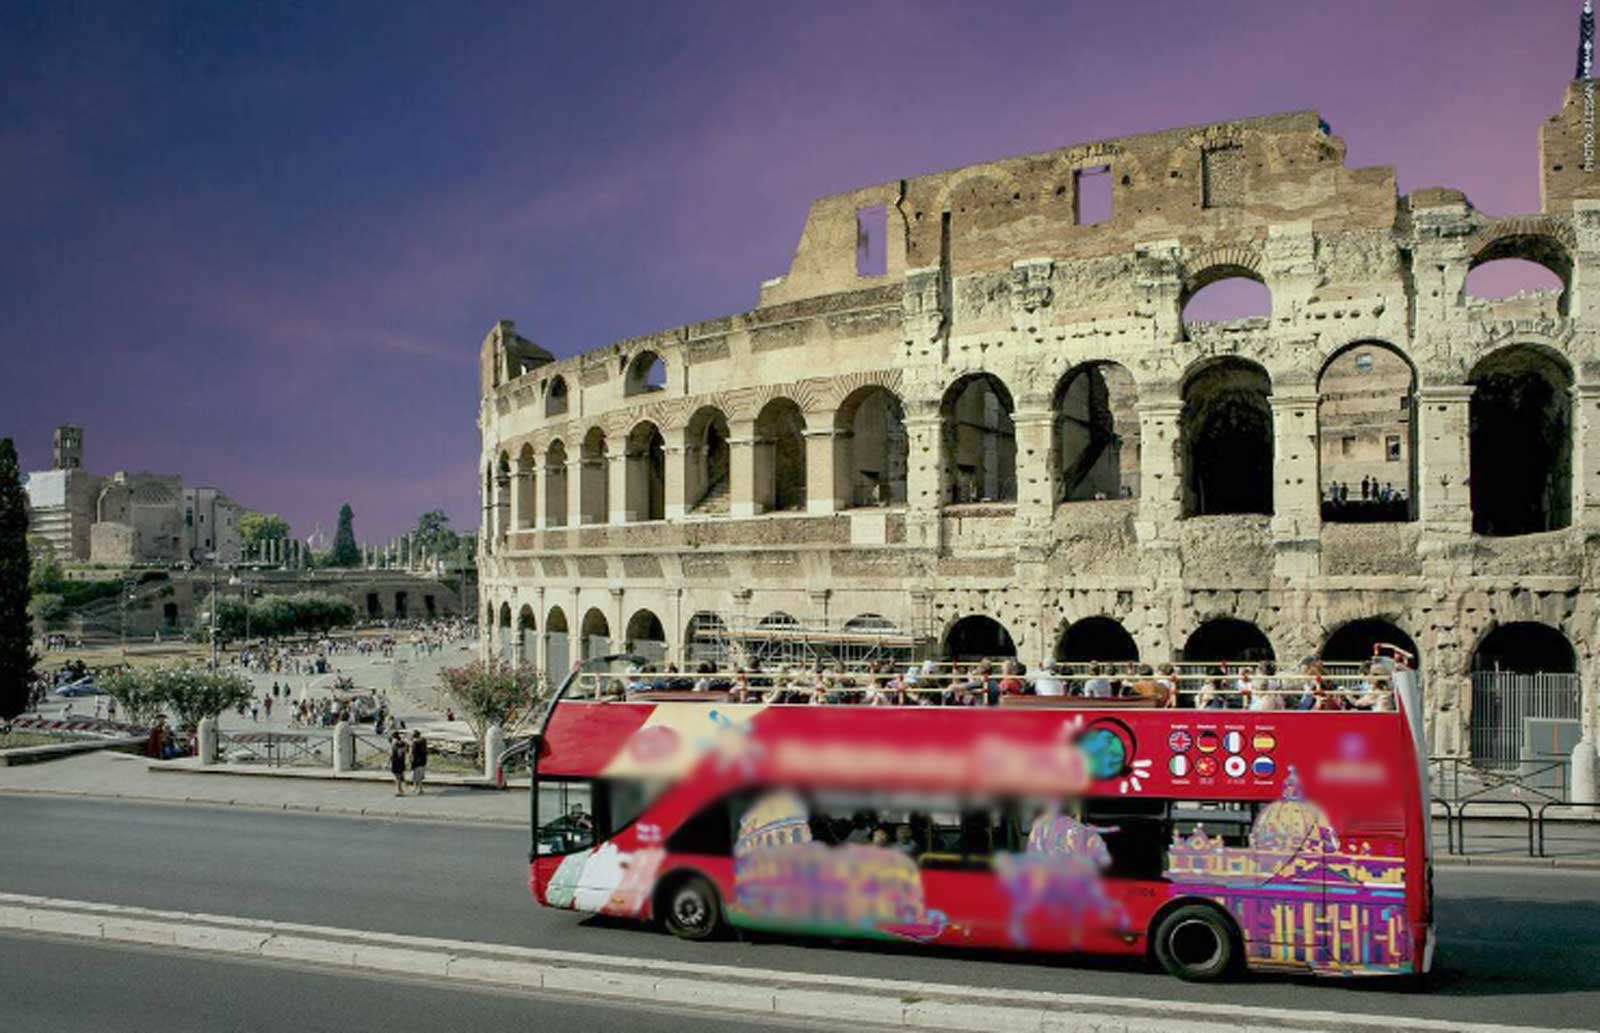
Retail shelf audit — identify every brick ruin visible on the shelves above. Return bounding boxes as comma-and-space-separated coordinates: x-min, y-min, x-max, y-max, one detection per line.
477, 81, 1600, 759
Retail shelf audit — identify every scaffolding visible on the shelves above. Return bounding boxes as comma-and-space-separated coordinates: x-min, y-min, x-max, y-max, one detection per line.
684, 611, 932, 670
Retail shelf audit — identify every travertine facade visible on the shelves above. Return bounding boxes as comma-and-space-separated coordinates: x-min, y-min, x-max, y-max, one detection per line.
478, 85, 1600, 758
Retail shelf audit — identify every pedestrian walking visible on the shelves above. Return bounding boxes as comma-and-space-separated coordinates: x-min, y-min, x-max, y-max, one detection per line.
409, 731, 428, 795
388, 732, 407, 796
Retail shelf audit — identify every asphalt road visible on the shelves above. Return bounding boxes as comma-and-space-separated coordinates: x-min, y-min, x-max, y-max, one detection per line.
3, 794, 1597, 1029
0, 932, 849, 1033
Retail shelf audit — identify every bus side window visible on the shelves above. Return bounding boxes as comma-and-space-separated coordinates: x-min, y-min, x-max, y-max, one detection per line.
536, 780, 597, 856
667, 797, 734, 856
1083, 799, 1169, 881
920, 809, 998, 871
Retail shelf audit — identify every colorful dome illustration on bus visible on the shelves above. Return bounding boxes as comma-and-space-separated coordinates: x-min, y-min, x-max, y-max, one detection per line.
1249, 768, 1339, 855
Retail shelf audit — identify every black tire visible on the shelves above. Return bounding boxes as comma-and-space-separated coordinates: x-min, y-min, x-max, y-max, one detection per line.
1152, 904, 1238, 982
660, 874, 722, 941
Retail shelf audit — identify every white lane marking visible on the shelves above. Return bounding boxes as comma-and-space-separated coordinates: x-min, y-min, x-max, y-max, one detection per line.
0, 891, 1584, 1033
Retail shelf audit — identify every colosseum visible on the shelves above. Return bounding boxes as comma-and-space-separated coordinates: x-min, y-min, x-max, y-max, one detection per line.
478, 79, 1600, 767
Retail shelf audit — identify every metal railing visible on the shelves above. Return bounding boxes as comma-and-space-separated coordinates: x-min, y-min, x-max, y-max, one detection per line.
216, 731, 333, 768
1469, 670, 1580, 769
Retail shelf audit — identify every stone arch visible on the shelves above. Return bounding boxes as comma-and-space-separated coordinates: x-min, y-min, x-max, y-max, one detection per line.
625, 608, 668, 663
753, 397, 808, 513
545, 375, 569, 417
1466, 228, 1573, 316
1180, 357, 1273, 517
581, 607, 612, 660
1182, 617, 1275, 663
944, 614, 1017, 661
1053, 361, 1140, 503
685, 405, 731, 515
1317, 341, 1417, 523
579, 427, 609, 525
544, 439, 569, 528
684, 611, 728, 666
624, 421, 665, 522
1468, 344, 1573, 536
498, 602, 513, 662
482, 462, 496, 546
517, 604, 537, 664
515, 443, 536, 530
834, 385, 908, 508
623, 350, 667, 396
1468, 620, 1580, 767
545, 605, 570, 679
1320, 617, 1419, 666
941, 373, 1017, 504
1055, 615, 1139, 663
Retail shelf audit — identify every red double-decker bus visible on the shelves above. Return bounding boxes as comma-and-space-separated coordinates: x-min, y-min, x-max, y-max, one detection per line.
525, 653, 1433, 982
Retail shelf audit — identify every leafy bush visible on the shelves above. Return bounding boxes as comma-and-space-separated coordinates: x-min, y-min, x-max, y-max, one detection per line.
58, 579, 123, 608
209, 591, 357, 640
439, 658, 544, 746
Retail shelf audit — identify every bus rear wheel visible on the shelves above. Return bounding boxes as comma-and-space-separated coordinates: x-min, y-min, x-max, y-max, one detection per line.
661, 874, 722, 941
1152, 904, 1238, 982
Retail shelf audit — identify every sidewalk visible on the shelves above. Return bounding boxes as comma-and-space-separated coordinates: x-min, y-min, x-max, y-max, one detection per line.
0, 750, 526, 825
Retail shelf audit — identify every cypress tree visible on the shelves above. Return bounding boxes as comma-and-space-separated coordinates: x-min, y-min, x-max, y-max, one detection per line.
0, 438, 36, 720
330, 502, 361, 567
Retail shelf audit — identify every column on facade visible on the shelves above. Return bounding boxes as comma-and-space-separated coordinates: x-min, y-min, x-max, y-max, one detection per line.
802, 413, 837, 515
494, 469, 511, 539
901, 409, 944, 550
566, 455, 584, 529
611, 588, 626, 653
1572, 383, 1600, 532
607, 435, 629, 524
1269, 386, 1322, 572
1011, 406, 1055, 525
663, 427, 688, 521
1133, 398, 1184, 538
1414, 384, 1474, 531
569, 587, 582, 668
728, 417, 759, 519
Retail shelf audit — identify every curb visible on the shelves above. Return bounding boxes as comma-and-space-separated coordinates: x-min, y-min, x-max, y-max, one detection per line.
0, 892, 1581, 1033
1433, 855, 1600, 870
0, 787, 525, 827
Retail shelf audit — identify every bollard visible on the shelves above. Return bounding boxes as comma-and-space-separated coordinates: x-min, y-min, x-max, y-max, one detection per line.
333, 721, 354, 774
484, 723, 505, 783
1573, 739, 1598, 813
197, 717, 218, 766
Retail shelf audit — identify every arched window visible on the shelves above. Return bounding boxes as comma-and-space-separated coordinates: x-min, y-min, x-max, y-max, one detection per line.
944, 615, 1017, 661
1182, 618, 1274, 664
626, 609, 668, 663
498, 602, 513, 662
544, 440, 568, 528
624, 421, 666, 522
545, 375, 569, 417
1053, 362, 1139, 503
834, 386, 908, 508
685, 611, 728, 666
1318, 342, 1416, 523
1470, 622, 1579, 768
1469, 345, 1572, 536
685, 406, 731, 516
1181, 267, 1270, 331
515, 444, 536, 530
753, 398, 807, 513
1321, 618, 1418, 666
580, 427, 609, 525
1465, 234, 1572, 316
1056, 616, 1139, 663
545, 606, 570, 678
517, 605, 537, 664
581, 607, 611, 660
941, 374, 1016, 504
494, 453, 512, 537
623, 351, 668, 396
482, 463, 496, 550
1181, 358, 1273, 517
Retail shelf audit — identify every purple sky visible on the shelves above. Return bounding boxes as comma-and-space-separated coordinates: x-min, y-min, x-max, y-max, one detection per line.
0, 0, 1583, 541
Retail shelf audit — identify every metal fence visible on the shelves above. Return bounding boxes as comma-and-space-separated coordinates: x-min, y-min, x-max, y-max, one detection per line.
1469, 670, 1580, 768
217, 731, 333, 768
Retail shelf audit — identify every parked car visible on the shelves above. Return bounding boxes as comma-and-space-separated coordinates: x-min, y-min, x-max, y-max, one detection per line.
51, 677, 102, 698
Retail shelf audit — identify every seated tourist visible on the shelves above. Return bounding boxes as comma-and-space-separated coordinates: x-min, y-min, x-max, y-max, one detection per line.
1128, 664, 1165, 704
1033, 660, 1064, 696
997, 660, 1028, 701
1082, 663, 1113, 699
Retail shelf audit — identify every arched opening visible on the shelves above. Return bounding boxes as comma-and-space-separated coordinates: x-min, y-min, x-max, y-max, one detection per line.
753, 398, 808, 513
834, 386, 908, 508
494, 453, 512, 537
1470, 622, 1580, 768
944, 615, 1017, 662
544, 440, 568, 528
545, 606, 570, 678
749, 610, 800, 666
579, 427, 609, 525
498, 602, 513, 662
625, 609, 668, 664
515, 444, 536, 530
941, 374, 1016, 504
1469, 345, 1572, 536
1182, 618, 1274, 664
1318, 342, 1416, 522
1053, 362, 1139, 503
1181, 267, 1271, 330
1320, 618, 1419, 666
1466, 235, 1572, 317
581, 607, 611, 660
517, 605, 537, 665
545, 375, 569, 418
1181, 358, 1273, 517
624, 351, 668, 396
482, 463, 495, 549
685, 406, 731, 516
1055, 616, 1139, 663
624, 421, 665, 522
685, 611, 728, 666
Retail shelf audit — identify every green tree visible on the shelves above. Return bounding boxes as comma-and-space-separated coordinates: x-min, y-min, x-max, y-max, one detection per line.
413, 509, 461, 561
438, 658, 543, 746
147, 665, 254, 731
237, 511, 290, 547
329, 503, 360, 567
99, 668, 167, 726
27, 535, 62, 595
0, 439, 35, 721
26, 593, 64, 629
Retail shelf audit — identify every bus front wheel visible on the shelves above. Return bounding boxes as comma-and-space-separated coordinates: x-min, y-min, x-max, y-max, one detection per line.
660, 874, 722, 941
1152, 904, 1238, 982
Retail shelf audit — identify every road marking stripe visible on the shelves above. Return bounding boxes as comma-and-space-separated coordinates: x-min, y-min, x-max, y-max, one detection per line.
0, 891, 1581, 1033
